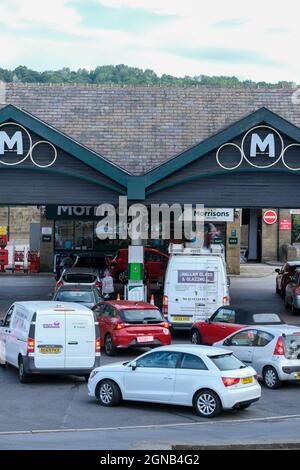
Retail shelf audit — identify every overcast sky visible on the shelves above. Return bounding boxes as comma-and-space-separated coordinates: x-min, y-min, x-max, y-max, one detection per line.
1, 0, 299, 82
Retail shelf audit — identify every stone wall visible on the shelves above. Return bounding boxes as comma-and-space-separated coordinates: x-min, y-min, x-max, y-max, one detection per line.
0, 206, 40, 243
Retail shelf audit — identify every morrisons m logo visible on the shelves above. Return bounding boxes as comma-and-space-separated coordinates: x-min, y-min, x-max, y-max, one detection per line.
250, 133, 275, 158
0, 131, 23, 155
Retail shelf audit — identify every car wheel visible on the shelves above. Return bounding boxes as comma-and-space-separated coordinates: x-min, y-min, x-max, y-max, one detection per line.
263, 366, 281, 389
292, 303, 300, 316
284, 295, 290, 309
194, 389, 221, 418
97, 380, 121, 407
191, 329, 202, 345
18, 357, 31, 384
104, 334, 117, 356
118, 270, 128, 284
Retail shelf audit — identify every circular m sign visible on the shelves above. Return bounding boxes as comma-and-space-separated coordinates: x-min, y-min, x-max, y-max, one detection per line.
263, 210, 278, 225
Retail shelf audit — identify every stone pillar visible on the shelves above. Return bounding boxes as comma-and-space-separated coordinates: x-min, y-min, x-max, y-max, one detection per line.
40, 211, 54, 272
261, 208, 278, 262
226, 209, 241, 275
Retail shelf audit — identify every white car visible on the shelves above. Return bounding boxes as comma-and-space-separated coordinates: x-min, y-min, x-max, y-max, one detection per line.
214, 325, 300, 389
88, 345, 260, 418
56, 268, 102, 291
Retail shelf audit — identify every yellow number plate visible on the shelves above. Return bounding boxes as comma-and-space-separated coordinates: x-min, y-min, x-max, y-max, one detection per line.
173, 316, 192, 322
295, 373, 300, 379
241, 377, 253, 384
39, 347, 62, 354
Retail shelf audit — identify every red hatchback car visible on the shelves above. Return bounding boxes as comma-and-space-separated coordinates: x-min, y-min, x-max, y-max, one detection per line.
109, 248, 168, 283
93, 300, 171, 356
190, 306, 284, 345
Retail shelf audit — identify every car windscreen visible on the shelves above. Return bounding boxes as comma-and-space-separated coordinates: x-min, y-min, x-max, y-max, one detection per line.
283, 334, 300, 359
55, 290, 94, 303
209, 353, 246, 371
63, 273, 97, 284
120, 309, 164, 324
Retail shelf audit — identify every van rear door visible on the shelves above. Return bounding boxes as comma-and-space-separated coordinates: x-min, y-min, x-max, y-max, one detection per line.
34, 313, 66, 369
65, 313, 95, 368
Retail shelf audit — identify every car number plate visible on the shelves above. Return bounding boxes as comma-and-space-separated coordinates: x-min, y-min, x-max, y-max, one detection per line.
137, 336, 154, 343
173, 316, 192, 322
241, 377, 253, 384
39, 347, 62, 354
295, 373, 300, 379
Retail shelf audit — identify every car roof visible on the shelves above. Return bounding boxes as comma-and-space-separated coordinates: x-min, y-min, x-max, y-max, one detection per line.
150, 344, 232, 357
63, 268, 99, 274
99, 300, 159, 310
212, 307, 285, 325
13, 301, 92, 313
236, 325, 300, 335
56, 285, 96, 291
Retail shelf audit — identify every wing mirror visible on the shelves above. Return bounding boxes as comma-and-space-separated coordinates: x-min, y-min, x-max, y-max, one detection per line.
275, 269, 280, 273
131, 361, 137, 371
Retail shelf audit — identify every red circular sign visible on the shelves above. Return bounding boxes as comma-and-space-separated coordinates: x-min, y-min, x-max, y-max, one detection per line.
263, 210, 278, 225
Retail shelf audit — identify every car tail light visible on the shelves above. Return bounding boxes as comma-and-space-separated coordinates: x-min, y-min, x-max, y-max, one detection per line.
114, 322, 126, 330
295, 286, 300, 295
95, 281, 102, 288
27, 337, 35, 353
163, 295, 168, 316
95, 337, 101, 353
222, 377, 240, 387
273, 336, 285, 356
56, 280, 64, 287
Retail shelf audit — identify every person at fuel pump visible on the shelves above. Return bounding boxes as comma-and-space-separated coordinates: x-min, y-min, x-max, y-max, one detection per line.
102, 269, 115, 300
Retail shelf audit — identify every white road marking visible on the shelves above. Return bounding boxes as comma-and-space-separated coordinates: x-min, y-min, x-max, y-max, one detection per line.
1, 413, 300, 436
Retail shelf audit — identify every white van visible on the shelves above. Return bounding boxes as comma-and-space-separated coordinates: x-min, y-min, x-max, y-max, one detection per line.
163, 245, 230, 329
0, 301, 101, 383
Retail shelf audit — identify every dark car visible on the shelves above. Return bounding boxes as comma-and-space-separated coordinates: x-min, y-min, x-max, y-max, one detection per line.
53, 285, 102, 309
191, 306, 285, 345
276, 261, 300, 298
73, 253, 110, 277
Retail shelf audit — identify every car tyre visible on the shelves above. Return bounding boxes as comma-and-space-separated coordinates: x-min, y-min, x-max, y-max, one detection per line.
18, 357, 31, 384
263, 366, 281, 389
194, 389, 221, 418
191, 329, 202, 345
292, 303, 300, 316
104, 334, 118, 356
284, 295, 290, 309
97, 380, 122, 407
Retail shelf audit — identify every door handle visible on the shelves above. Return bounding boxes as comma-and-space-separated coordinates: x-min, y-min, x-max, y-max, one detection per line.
163, 376, 173, 380
68, 341, 78, 345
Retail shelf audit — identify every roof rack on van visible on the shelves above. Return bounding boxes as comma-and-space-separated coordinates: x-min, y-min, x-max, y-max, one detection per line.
168, 243, 224, 256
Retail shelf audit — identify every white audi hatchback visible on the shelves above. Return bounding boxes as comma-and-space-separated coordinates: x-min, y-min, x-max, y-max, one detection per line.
88, 345, 261, 418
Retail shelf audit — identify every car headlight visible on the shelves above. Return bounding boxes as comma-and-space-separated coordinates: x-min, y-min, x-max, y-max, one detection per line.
89, 370, 100, 380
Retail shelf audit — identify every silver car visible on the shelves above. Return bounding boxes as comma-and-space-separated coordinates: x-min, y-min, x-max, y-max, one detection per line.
285, 268, 300, 315
214, 325, 300, 389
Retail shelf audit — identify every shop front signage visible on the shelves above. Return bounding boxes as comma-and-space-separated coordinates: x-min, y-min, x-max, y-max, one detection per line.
263, 210, 278, 225
280, 218, 292, 231
216, 125, 300, 171
0, 122, 57, 168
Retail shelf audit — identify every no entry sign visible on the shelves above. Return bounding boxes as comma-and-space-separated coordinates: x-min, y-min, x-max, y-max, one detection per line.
263, 210, 278, 225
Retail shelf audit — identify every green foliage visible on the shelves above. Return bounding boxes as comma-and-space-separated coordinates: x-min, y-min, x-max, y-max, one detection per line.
0, 64, 296, 88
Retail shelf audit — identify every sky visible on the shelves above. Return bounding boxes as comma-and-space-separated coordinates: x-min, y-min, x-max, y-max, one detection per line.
0, 0, 299, 82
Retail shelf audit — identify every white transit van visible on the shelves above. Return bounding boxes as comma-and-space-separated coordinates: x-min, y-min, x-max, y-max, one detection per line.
0, 301, 101, 383
163, 244, 230, 329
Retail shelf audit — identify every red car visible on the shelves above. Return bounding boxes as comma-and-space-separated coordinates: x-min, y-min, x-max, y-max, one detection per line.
190, 307, 284, 345
93, 300, 171, 356
109, 248, 169, 283
276, 262, 300, 298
